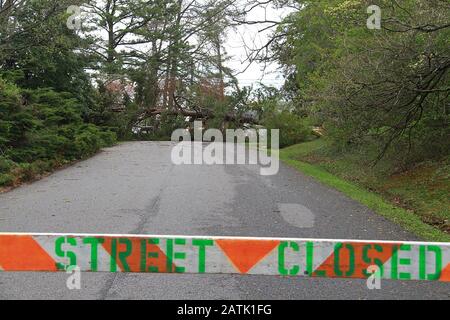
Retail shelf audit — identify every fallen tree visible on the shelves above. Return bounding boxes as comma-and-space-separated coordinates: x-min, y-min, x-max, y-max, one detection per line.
137, 94, 258, 125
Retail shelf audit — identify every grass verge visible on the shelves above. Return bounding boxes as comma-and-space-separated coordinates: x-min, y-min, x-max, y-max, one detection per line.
280, 140, 450, 242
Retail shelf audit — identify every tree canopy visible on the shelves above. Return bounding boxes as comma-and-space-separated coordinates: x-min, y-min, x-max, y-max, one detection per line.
1, 0, 449, 188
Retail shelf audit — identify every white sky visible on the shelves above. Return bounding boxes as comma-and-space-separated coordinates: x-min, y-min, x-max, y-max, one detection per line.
224, 4, 292, 89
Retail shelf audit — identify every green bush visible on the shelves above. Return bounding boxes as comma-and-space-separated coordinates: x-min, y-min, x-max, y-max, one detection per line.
0, 173, 14, 186
20, 163, 36, 181
32, 159, 55, 173
99, 130, 117, 147
263, 111, 311, 148
0, 78, 117, 187
0, 157, 15, 174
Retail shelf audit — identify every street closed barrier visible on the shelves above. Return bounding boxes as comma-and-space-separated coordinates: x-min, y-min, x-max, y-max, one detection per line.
0, 233, 449, 282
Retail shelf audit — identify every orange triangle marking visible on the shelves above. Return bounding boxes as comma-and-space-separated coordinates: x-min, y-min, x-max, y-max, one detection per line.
216, 239, 280, 274
0, 235, 57, 271
439, 263, 450, 282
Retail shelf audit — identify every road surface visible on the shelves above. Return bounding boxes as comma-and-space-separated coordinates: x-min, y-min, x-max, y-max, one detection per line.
0, 142, 449, 299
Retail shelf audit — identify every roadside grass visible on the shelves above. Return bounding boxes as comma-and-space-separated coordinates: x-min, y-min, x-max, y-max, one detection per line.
280, 139, 450, 242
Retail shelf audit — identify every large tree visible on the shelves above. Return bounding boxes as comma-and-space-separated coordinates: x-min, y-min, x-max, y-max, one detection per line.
270, 0, 450, 163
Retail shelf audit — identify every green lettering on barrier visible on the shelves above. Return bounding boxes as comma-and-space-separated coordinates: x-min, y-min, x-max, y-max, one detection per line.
55, 236, 77, 270
140, 239, 148, 272
419, 245, 442, 280
334, 243, 355, 277
391, 244, 411, 280
362, 244, 384, 277
140, 238, 160, 273
399, 244, 411, 280
83, 237, 104, 272
306, 242, 314, 276
391, 246, 398, 280
192, 239, 214, 273
148, 238, 160, 272
110, 239, 117, 272
333, 243, 343, 276
419, 246, 425, 280
278, 241, 300, 276
110, 238, 132, 272
119, 238, 132, 272
166, 238, 186, 273
278, 242, 288, 275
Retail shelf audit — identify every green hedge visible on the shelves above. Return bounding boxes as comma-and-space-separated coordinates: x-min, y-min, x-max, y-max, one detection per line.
263, 111, 311, 148
0, 78, 116, 187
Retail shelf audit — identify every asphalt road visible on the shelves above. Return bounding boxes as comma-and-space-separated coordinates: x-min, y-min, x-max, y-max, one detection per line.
0, 141, 449, 299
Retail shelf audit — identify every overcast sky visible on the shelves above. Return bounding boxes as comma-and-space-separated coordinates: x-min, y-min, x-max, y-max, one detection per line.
224, 4, 292, 89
